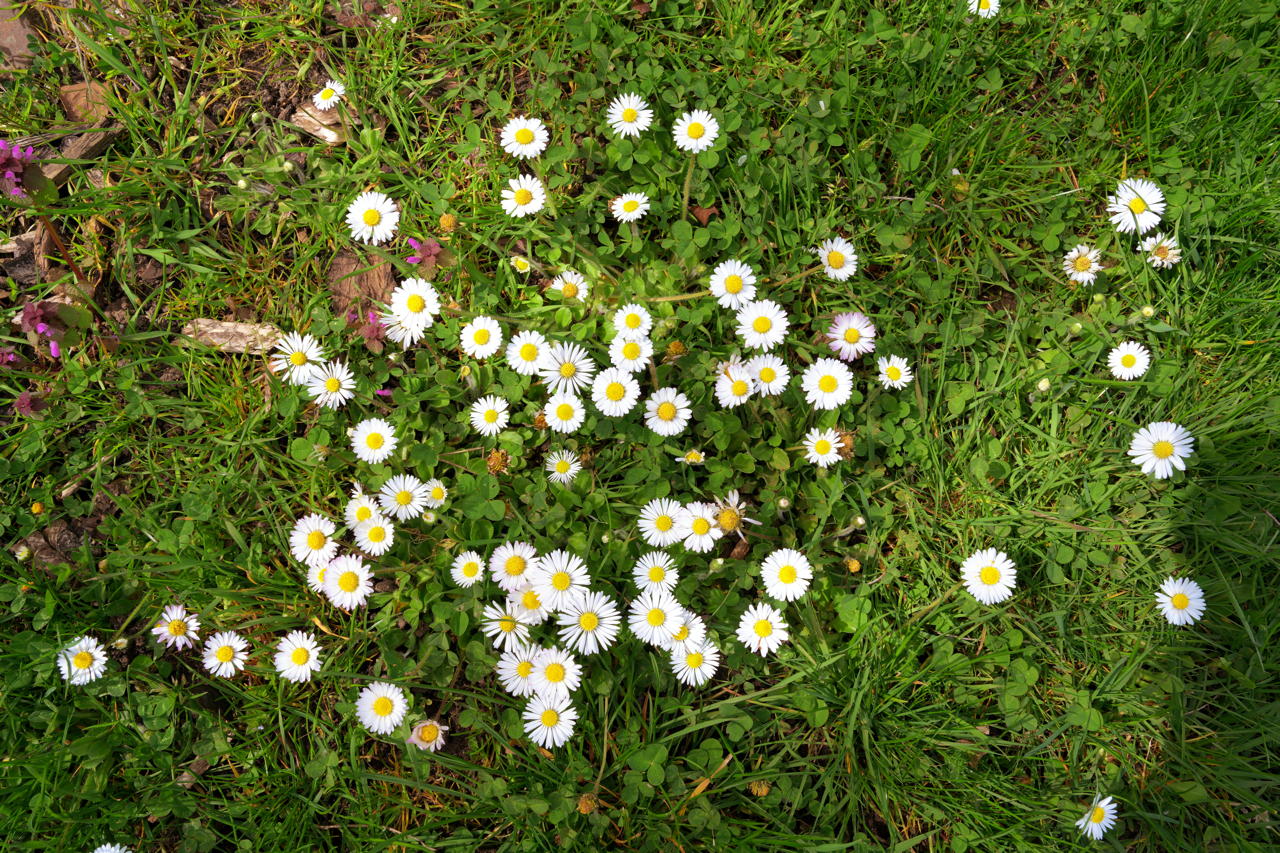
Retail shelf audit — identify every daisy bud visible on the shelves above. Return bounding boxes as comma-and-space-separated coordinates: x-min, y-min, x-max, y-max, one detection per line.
777, 497, 791, 510
13, 544, 30, 561
236, 178, 248, 190
1141, 305, 1156, 318
601, 533, 611, 544
710, 558, 725, 571
1092, 293, 1105, 304
423, 511, 438, 524
845, 558, 862, 574
111, 637, 129, 650
854, 515, 866, 527
1037, 378, 1051, 393
1069, 322, 1083, 334
282, 161, 295, 173
250, 111, 265, 123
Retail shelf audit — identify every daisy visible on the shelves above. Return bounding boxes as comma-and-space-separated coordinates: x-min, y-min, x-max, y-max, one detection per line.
639, 497, 684, 548
469, 395, 510, 437
713, 490, 759, 538
815, 237, 858, 281
305, 561, 329, 594
827, 312, 876, 361
675, 449, 706, 465
676, 502, 724, 553
346, 190, 399, 245
666, 609, 707, 652
497, 642, 542, 697
968, 0, 999, 18
500, 116, 549, 159
708, 259, 757, 310
460, 315, 503, 360
545, 391, 587, 434
538, 341, 596, 394
490, 541, 538, 592
545, 450, 582, 484
324, 554, 375, 609
746, 353, 790, 396
801, 358, 855, 409
1062, 244, 1103, 285
151, 604, 200, 651
609, 335, 653, 373
57, 636, 108, 685
760, 549, 813, 602
1140, 232, 1182, 269
377, 474, 429, 521
737, 602, 789, 656
202, 631, 248, 678
644, 387, 692, 436
269, 331, 325, 385
92, 846, 132, 853
960, 548, 1017, 605
273, 630, 322, 683
550, 270, 588, 301
556, 591, 622, 655
423, 478, 448, 509
1076, 796, 1118, 842
611, 193, 650, 223
501, 174, 546, 218
306, 360, 356, 408
1107, 178, 1165, 235
528, 549, 591, 612
407, 719, 449, 752
511, 255, 532, 273
671, 640, 720, 687
450, 550, 485, 587
510, 584, 551, 625
606, 92, 653, 138
523, 694, 577, 748
715, 363, 755, 408
591, 367, 641, 417
633, 551, 679, 594
1156, 577, 1206, 626
382, 278, 440, 346
736, 300, 789, 351
628, 589, 681, 646
1128, 422, 1194, 479
877, 355, 914, 390
506, 329, 550, 376
344, 488, 379, 528
672, 109, 719, 153
353, 516, 394, 557
312, 80, 345, 110
289, 513, 338, 568
1108, 341, 1151, 380
480, 601, 532, 650
803, 427, 842, 468
612, 303, 653, 340
351, 418, 398, 464
530, 646, 582, 701
356, 681, 407, 735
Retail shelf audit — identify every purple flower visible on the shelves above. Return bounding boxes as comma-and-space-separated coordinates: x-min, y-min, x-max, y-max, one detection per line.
0, 139, 36, 198
374, 388, 393, 397
404, 238, 442, 265
14, 390, 45, 416
48, 340, 61, 358
18, 302, 47, 333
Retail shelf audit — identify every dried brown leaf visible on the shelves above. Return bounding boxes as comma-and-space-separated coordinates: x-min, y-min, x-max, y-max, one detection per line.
179, 319, 281, 354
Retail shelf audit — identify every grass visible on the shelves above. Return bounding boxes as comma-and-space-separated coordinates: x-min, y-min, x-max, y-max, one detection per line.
2, 0, 1279, 850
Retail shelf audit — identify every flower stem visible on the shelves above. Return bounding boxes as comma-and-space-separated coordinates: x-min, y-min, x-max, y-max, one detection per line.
645, 289, 709, 303
771, 264, 824, 289
680, 154, 696, 221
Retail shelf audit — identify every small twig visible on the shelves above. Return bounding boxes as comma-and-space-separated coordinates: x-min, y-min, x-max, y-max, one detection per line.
37, 215, 91, 289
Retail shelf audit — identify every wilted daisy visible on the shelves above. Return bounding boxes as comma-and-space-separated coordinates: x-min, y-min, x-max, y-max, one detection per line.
713, 490, 758, 538
307, 360, 356, 408
628, 589, 681, 646
545, 450, 582, 484
406, 719, 448, 752
557, 591, 622, 655
715, 363, 755, 408
324, 554, 375, 609
460, 315, 503, 359
1140, 232, 1181, 269
500, 116, 549, 159
382, 278, 440, 346
960, 548, 1017, 605
528, 549, 591, 612
450, 550, 485, 588
510, 584, 551, 625
270, 331, 325, 385
423, 478, 448, 509
827, 312, 876, 361
671, 640, 720, 687
606, 92, 653, 137
550, 270, 588, 301
708, 259, 757, 310
677, 502, 724, 553
639, 497, 684, 548
611, 193, 650, 223
544, 391, 587, 433
1156, 576, 1206, 626
274, 631, 322, 683
353, 516, 395, 557
530, 646, 582, 701
202, 631, 248, 678
506, 329, 549, 376
801, 358, 855, 410
501, 174, 546, 218
736, 299, 789, 351
877, 355, 914, 390
736, 602, 788, 656
968, 0, 999, 18
1107, 177, 1165, 234
644, 387, 692, 436
1076, 796, 1118, 842
591, 367, 641, 417
760, 549, 813, 602
633, 551, 679, 594
469, 395, 510, 437
609, 335, 653, 373
289, 514, 338, 568
312, 80, 345, 110
346, 191, 399, 245
351, 418, 397, 464
152, 604, 200, 651
815, 237, 858, 281
480, 601, 532, 650
676, 449, 706, 465
497, 642, 542, 697
57, 635, 108, 685
672, 109, 719, 153
612, 303, 653, 339
375, 474, 428, 521
538, 341, 596, 394
523, 693, 577, 748
357, 681, 407, 735
1062, 244, 1102, 285
344, 488, 379, 529
511, 255, 532, 273
1108, 341, 1151, 380
1128, 421, 1194, 479
490, 541, 538, 592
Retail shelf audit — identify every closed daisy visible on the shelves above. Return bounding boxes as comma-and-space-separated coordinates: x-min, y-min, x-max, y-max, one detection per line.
407, 719, 448, 752
538, 341, 596, 394
346, 190, 399, 245
550, 270, 588, 301
202, 631, 248, 678
544, 391, 587, 433
324, 554, 375, 609
501, 174, 546, 218
612, 303, 653, 340
1062, 244, 1102, 285
480, 601, 532, 650
644, 387, 692, 436
377, 474, 428, 521
497, 642, 542, 697
671, 640, 720, 687
737, 602, 788, 656
675, 448, 706, 465
672, 109, 719, 153
500, 116, 549, 159
490, 541, 538, 592
633, 551, 678, 594
530, 646, 582, 701
803, 427, 843, 468
356, 682, 407, 735
639, 497, 684, 548
470, 395, 510, 437
510, 584, 551, 625
312, 80, 345, 110
528, 549, 591, 612
274, 631, 322, 683
382, 278, 440, 346
591, 367, 641, 417
345, 489, 379, 529
960, 548, 1017, 605
801, 358, 855, 410
1128, 421, 1194, 479
307, 360, 356, 408
709, 259, 758, 310
968, 0, 999, 17
270, 331, 325, 385
1156, 577, 1206, 626
816, 237, 858, 281
827, 312, 876, 361
506, 329, 550, 376
152, 604, 200, 651
450, 550, 486, 588
351, 418, 398, 464
628, 589, 681, 646
747, 354, 790, 396
423, 478, 449, 509
611, 193, 650, 223
57, 635, 108, 685
715, 363, 755, 408
877, 355, 914, 390
353, 516, 395, 557
460, 315, 503, 359
606, 92, 653, 138
289, 513, 338, 568
1107, 178, 1165, 235
1140, 232, 1181, 269
523, 694, 577, 748
1076, 796, 1118, 842
545, 450, 582, 484
609, 335, 653, 373
556, 590, 622, 655
1108, 341, 1151, 380
760, 548, 813, 602
677, 502, 724, 553
736, 299, 789, 351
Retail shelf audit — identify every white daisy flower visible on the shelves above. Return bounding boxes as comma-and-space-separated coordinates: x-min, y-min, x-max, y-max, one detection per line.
609, 334, 653, 373
612, 303, 653, 339
628, 589, 681, 646
538, 341, 596, 394
545, 450, 582, 484
611, 193, 650, 223
1062, 244, 1103, 285
345, 190, 399, 245
306, 360, 356, 408
351, 417, 398, 464
270, 331, 326, 385
202, 631, 248, 678
1140, 232, 1181, 269
496, 642, 542, 697
556, 591, 622, 655
746, 353, 790, 396
960, 548, 1017, 605
509, 584, 551, 625
1108, 341, 1151, 380
606, 92, 653, 138
152, 603, 200, 651
530, 646, 582, 701
639, 497, 684, 548
490, 541, 538, 592
480, 601, 532, 651
675, 448, 706, 465
1107, 177, 1165, 235
382, 278, 440, 346
406, 719, 449, 752
353, 516, 394, 557
344, 489, 379, 529
714, 363, 755, 408
968, 0, 999, 18
356, 681, 407, 735
544, 391, 587, 434
305, 561, 329, 594
289, 513, 338, 568
1156, 576, 1206, 626
676, 502, 724, 553
450, 550, 485, 588
672, 109, 719, 153
460, 315, 503, 359
644, 387, 692, 436
826, 312, 876, 361
376, 474, 428, 521
423, 478, 448, 509
802, 428, 842, 468
324, 554, 375, 609
312, 80, 345, 110
469, 395, 510, 437
500, 116, 549, 159
671, 640, 720, 687
511, 255, 532, 273
506, 329, 550, 376
57, 635, 108, 685
760, 548, 813, 602
528, 549, 591, 613
877, 355, 914, 390
92, 845, 132, 853
708, 259, 757, 310
1076, 796, 1118, 841
1128, 421, 1194, 479
550, 269, 588, 301
665, 608, 707, 653
523, 693, 577, 748
591, 367, 641, 417
713, 489, 758, 538
736, 299, 789, 351
736, 602, 788, 656
501, 174, 546, 218
801, 358, 855, 409
815, 237, 858, 281
633, 551, 678, 594
273, 630, 322, 683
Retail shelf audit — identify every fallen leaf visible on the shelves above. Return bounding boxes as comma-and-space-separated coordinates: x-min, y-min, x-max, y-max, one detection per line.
328, 249, 395, 317
59, 81, 111, 124
179, 319, 281, 354
42, 124, 124, 186
0, 4, 36, 70
631, 0, 651, 16
690, 205, 719, 226
291, 105, 349, 145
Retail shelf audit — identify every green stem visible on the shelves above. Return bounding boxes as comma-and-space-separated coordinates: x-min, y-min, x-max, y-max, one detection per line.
680, 154, 696, 221
771, 264, 825, 290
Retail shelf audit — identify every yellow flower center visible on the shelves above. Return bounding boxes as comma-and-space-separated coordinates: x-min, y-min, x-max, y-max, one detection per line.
317, 567, 327, 584
307, 530, 327, 550
473, 328, 491, 345
555, 460, 571, 473
1171, 592, 1190, 610
462, 561, 479, 577
559, 362, 577, 378
484, 409, 499, 423
1154, 245, 1169, 259
686, 652, 704, 669
1073, 254, 1093, 272
759, 367, 776, 383
551, 571, 572, 591
1152, 440, 1175, 459
625, 313, 642, 329
579, 612, 599, 631
541, 709, 559, 727
691, 518, 711, 536
498, 617, 517, 633
291, 647, 310, 665
814, 439, 832, 455
718, 508, 741, 531
655, 515, 674, 531
505, 556, 526, 575
753, 619, 773, 638
979, 566, 1000, 585
215, 645, 235, 663
338, 571, 360, 592
1089, 806, 1106, 824
685, 451, 703, 463
622, 107, 638, 123
646, 608, 666, 626
731, 380, 749, 396
73, 651, 94, 669
724, 274, 743, 294
647, 565, 666, 583
289, 351, 308, 366
362, 209, 382, 226
623, 199, 640, 213
622, 341, 641, 360
1121, 354, 1136, 367
516, 660, 534, 677
778, 565, 797, 584
555, 403, 575, 421
752, 316, 773, 333
521, 590, 541, 610
356, 505, 372, 522
979, 0, 990, 9
514, 188, 533, 206
686, 122, 705, 139
395, 490, 413, 506
819, 375, 838, 393
372, 696, 394, 717
1128, 196, 1147, 214
367, 526, 386, 543
843, 327, 861, 344
418, 723, 440, 743
561, 282, 579, 298
320, 87, 335, 99
167, 619, 188, 636
657, 402, 677, 421
515, 127, 535, 145
406, 294, 426, 314
514, 257, 530, 271
673, 625, 689, 642
545, 663, 566, 683
431, 487, 445, 501
606, 382, 626, 401
520, 343, 538, 361
887, 366, 902, 381
365, 433, 384, 450
827, 250, 845, 269
324, 377, 341, 392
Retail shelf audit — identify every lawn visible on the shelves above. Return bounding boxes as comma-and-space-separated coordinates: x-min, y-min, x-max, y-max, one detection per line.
2, 0, 1278, 850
